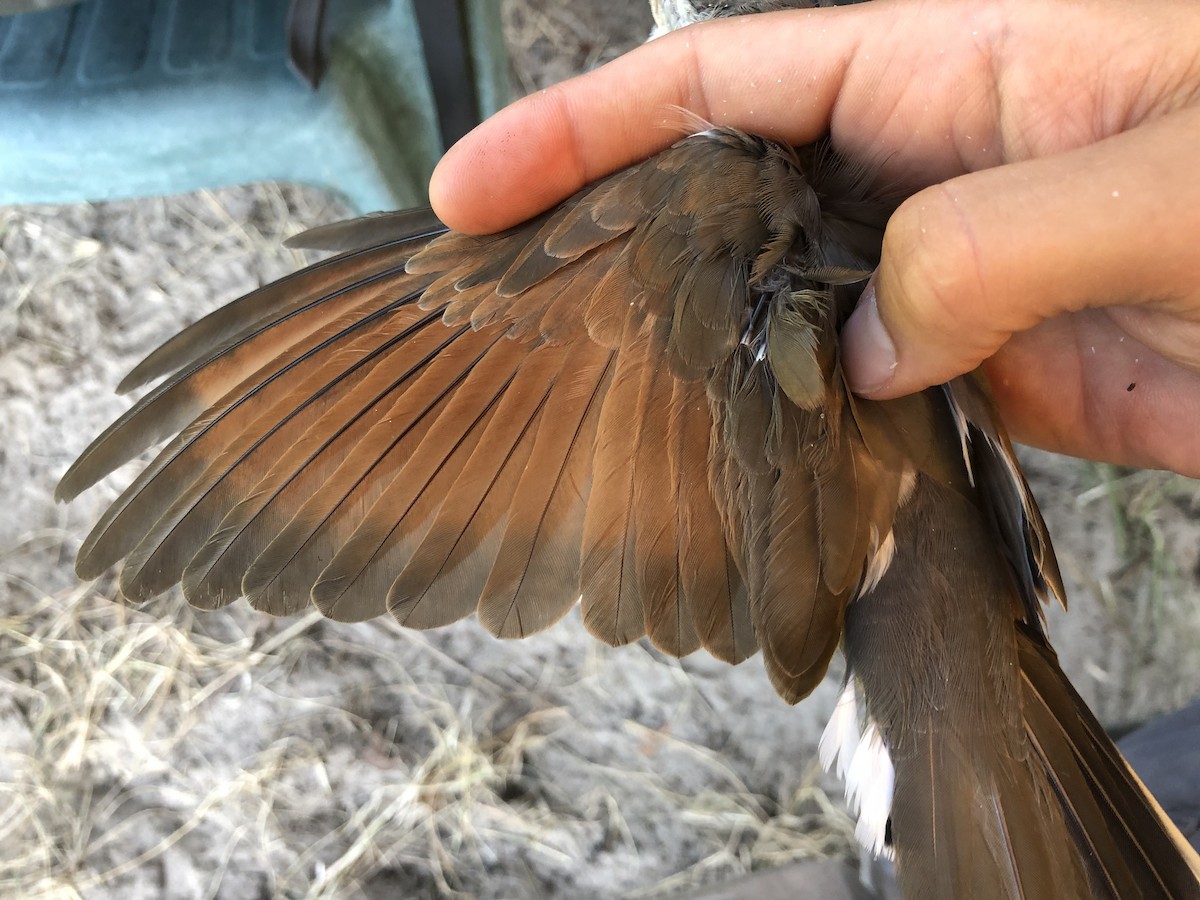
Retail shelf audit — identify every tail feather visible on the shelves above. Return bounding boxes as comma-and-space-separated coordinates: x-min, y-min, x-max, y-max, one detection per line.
1017, 629, 1200, 898
843, 476, 1200, 900
885, 728, 1082, 900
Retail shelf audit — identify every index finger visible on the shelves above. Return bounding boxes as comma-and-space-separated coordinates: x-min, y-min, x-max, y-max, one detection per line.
429, 7, 864, 233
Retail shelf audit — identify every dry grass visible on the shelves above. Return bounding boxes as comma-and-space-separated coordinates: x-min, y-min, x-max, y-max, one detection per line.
500, 0, 650, 93
0, 579, 547, 897
0, 568, 856, 898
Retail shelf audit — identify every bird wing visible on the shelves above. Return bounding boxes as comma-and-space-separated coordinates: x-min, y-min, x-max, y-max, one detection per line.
57, 128, 899, 704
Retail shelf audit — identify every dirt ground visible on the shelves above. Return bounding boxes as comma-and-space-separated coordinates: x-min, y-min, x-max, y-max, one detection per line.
2, 2, 1199, 899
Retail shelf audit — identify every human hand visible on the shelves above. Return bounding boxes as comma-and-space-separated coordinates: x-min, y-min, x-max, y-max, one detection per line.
429, 0, 1200, 477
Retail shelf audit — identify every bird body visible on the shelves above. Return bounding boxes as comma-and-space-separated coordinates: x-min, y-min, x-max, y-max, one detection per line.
58, 106, 1200, 900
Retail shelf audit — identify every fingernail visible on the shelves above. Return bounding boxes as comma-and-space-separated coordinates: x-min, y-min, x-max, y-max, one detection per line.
842, 276, 898, 396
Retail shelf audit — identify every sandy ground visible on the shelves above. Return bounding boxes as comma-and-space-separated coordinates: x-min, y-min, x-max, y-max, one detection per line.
2, 2, 1199, 898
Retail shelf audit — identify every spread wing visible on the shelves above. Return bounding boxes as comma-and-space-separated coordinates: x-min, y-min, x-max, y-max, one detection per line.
58, 128, 898, 703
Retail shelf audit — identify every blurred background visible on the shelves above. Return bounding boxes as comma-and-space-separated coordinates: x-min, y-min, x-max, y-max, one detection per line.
1, 1, 1198, 897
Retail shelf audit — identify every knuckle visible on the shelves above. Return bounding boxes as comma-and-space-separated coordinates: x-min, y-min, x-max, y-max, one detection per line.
880, 184, 987, 341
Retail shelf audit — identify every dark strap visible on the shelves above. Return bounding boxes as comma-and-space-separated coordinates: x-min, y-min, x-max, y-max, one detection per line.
411, 0, 480, 150
286, 0, 482, 149
286, 0, 327, 89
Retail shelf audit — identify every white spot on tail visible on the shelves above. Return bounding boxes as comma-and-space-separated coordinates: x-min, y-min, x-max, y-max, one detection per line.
847, 722, 895, 858
819, 681, 860, 778
820, 680, 895, 859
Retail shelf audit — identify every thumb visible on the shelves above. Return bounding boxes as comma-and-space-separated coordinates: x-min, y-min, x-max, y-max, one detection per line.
840, 106, 1200, 399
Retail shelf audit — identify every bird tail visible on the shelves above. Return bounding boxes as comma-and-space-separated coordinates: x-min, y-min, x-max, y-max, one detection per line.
835, 475, 1200, 900
1014, 627, 1200, 899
